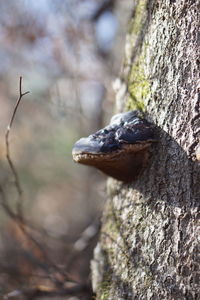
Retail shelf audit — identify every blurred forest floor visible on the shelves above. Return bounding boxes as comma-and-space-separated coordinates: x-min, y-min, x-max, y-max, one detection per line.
0, 1, 131, 299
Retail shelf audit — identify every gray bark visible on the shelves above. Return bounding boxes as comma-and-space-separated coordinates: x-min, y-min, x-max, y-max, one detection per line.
91, 0, 200, 299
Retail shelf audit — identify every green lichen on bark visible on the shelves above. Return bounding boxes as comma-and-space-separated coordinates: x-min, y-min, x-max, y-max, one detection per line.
98, 273, 112, 300
126, 51, 150, 112
128, 0, 148, 35
125, 0, 150, 112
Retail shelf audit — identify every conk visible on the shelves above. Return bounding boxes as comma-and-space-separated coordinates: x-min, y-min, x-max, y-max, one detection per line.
72, 111, 157, 182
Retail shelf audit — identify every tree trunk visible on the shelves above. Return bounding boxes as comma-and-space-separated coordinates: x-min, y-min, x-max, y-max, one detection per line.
91, 1, 199, 299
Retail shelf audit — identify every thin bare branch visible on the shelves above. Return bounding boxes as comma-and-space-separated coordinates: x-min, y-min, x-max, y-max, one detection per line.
3, 283, 91, 299
0, 185, 18, 219
5, 76, 30, 218
2, 77, 90, 292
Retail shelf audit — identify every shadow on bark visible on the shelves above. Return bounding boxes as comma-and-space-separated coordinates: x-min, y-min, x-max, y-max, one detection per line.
98, 127, 200, 299
126, 128, 200, 209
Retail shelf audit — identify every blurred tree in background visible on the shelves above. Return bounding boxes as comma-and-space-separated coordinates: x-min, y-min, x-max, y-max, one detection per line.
0, 0, 131, 299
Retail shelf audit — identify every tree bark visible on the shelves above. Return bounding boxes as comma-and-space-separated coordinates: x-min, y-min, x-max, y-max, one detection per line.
91, 1, 199, 299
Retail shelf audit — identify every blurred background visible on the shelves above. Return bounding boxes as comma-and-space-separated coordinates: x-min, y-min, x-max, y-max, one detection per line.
0, 0, 131, 298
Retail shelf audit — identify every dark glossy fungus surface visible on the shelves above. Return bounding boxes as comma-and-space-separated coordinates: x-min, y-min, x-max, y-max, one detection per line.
73, 110, 156, 155
72, 110, 156, 182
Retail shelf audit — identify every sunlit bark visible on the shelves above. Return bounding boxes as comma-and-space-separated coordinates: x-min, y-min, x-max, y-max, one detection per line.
91, 1, 199, 299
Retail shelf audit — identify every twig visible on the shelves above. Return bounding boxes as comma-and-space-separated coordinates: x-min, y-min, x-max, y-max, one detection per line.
3, 283, 91, 299
0, 184, 69, 287
5, 76, 30, 218
2, 78, 90, 291
0, 186, 75, 287
0, 185, 18, 219
64, 219, 100, 272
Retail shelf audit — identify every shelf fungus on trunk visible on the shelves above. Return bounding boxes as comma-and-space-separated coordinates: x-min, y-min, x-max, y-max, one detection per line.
72, 111, 157, 182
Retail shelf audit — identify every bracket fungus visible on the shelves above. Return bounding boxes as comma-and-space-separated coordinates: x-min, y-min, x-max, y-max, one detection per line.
72, 110, 157, 182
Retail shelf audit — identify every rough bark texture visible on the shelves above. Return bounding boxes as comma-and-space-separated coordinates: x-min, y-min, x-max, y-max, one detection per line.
91, 1, 200, 299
